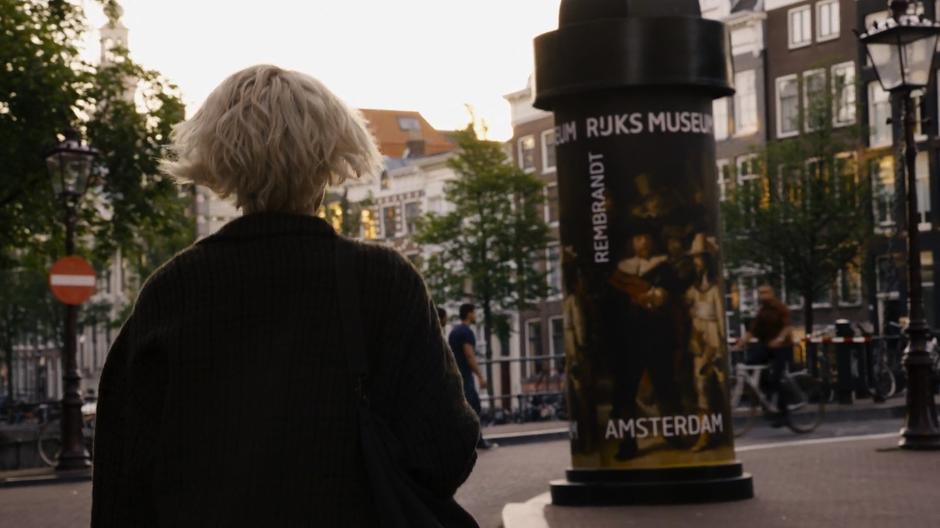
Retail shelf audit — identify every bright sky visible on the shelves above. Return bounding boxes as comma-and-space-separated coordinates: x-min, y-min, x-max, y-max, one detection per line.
80, 0, 562, 140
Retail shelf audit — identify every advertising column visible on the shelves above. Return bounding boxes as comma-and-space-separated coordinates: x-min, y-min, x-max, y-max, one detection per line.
534, 0, 753, 504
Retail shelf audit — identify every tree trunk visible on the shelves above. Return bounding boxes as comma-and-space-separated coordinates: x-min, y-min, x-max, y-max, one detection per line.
482, 296, 495, 405
802, 288, 814, 337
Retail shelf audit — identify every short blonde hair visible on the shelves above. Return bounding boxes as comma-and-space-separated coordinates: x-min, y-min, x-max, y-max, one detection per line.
161, 65, 381, 214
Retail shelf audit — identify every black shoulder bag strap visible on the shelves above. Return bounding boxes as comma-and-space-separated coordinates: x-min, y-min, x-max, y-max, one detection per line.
334, 239, 446, 528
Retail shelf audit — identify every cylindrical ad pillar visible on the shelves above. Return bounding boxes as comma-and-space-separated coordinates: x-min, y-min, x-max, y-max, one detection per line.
534, 0, 753, 504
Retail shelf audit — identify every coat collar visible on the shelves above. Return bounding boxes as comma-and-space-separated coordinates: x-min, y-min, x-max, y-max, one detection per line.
204, 212, 337, 242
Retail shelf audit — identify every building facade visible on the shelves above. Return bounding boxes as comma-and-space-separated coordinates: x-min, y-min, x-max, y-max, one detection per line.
504, 78, 566, 395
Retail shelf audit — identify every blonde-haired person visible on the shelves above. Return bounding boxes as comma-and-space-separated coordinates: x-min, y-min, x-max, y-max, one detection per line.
91, 65, 480, 527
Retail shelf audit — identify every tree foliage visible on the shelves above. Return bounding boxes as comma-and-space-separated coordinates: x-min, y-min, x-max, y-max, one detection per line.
0, 0, 189, 396
721, 84, 872, 333
415, 126, 552, 389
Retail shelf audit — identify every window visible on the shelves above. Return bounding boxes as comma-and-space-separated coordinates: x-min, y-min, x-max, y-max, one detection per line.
871, 156, 896, 227
381, 206, 399, 239
813, 284, 832, 308
788, 6, 812, 49
777, 75, 800, 137
545, 183, 560, 224
839, 267, 862, 306
734, 70, 758, 135
404, 202, 421, 234
816, 0, 840, 42
916, 151, 931, 229
717, 159, 733, 201
877, 254, 902, 296
924, 251, 935, 288
831, 62, 856, 126
868, 82, 892, 147
397, 116, 420, 131
737, 155, 760, 223
518, 135, 536, 172
541, 130, 557, 172
547, 245, 562, 296
736, 155, 759, 183
549, 317, 565, 373
713, 98, 729, 140
913, 89, 927, 140
803, 69, 826, 132
524, 320, 543, 379
784, 274, 804, 309
731, 25, 757, 56
361, 209, 378, 239
738, 276, 759, 315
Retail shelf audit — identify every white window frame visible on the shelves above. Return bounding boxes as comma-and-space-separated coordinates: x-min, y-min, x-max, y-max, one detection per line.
546, 244, 562, 299
517, 135, 536, 173
523, 318, 543, 379
544, 182, 559, 226
788, 5, 812, 49
734, 70, 758, 136
403, 201, 421, 235
816, 0, 840, 43
868, 81, 892, 148
831, 61, 856, 127
776, 74, 801, 138
714, 97, 730, 141
837, 269, 863, 307
802, 68, 826, 132
548, 316, 565, 373
736, 154, 759, 184
381, 205, 400, 239
717, 159, 731, 201
541, 129, 556, 173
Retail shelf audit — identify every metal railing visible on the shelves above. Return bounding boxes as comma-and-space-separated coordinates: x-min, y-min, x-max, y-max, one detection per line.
476, 354, 567, 425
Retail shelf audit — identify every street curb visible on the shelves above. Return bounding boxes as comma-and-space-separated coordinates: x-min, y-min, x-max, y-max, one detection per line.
0, 468, 92, 489
485, 427, 570, 447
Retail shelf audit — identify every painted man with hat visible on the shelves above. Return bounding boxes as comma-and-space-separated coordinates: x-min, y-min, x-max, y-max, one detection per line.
684, 233, 728, 451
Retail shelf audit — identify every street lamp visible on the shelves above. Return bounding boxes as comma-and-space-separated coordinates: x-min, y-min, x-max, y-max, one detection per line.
45, 128, 98, 470
859, 0, 940, 450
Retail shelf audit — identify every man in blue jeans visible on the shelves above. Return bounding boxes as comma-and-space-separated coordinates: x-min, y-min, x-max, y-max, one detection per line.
448, 303, 497, 449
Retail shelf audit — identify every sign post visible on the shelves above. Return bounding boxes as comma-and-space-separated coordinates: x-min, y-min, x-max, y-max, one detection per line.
534, 0, 753, 504
48, 255, 95, 470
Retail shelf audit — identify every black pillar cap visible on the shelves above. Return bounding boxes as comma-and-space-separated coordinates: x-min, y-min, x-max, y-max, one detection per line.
534, 0, 734, 111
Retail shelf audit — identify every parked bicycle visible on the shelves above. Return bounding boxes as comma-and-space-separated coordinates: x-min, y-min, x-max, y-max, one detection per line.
37, 405, 96, 467
729, 358, 826, 437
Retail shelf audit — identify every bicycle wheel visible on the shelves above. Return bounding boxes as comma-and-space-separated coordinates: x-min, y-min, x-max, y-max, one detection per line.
784, 373, 825, 434
730, 378, 760, 438
873, 366, 896, 401
37, 421, 61, 467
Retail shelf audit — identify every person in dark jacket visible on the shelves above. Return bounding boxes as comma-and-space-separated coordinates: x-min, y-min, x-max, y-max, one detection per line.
91, 64, 480, 527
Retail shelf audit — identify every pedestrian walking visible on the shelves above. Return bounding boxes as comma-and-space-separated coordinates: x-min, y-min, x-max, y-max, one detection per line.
447, 304, 497, 450
91, 65, 480, 527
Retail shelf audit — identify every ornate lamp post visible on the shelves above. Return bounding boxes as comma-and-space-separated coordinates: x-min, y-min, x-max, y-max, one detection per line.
45, 128, 98, 470
859, 0, 940, 450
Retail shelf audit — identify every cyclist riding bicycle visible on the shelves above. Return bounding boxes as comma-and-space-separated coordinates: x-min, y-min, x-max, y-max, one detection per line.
733, 285, 794, 427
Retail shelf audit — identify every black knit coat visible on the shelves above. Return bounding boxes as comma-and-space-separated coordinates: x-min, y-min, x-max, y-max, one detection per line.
91, 212, 480, 527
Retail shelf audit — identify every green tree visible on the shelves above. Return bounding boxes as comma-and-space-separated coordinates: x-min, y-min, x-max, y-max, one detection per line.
415, 126, 552, 396
0, 0, 189, 384
721, 79, 872, 334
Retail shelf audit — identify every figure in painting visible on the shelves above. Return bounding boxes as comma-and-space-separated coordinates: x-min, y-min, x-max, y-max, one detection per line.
685, 233, 728, 451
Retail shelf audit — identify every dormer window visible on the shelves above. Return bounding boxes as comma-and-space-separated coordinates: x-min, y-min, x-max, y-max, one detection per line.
398, 117, 420, 131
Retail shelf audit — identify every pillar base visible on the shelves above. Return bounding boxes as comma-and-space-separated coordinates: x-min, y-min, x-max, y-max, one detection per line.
899, 429, 940, 450
550, 462, 753, 506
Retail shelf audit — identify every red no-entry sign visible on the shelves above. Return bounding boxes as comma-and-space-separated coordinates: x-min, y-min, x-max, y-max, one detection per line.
48, 256, 97, 305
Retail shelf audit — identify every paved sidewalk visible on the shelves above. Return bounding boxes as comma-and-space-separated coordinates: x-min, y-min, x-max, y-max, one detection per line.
502, 435, 940, 528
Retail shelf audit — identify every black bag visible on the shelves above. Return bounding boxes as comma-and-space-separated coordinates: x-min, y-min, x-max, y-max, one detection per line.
334, 240, 479, 528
